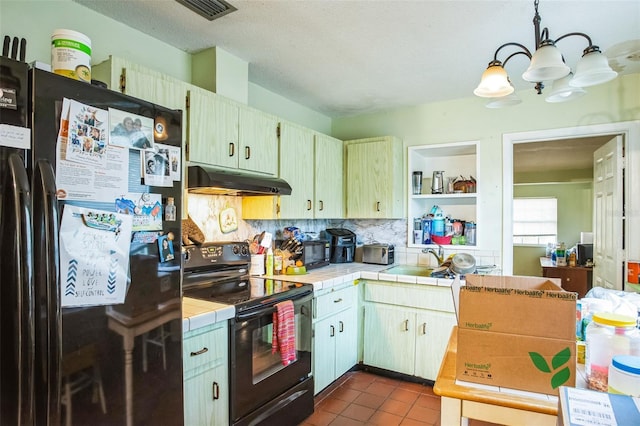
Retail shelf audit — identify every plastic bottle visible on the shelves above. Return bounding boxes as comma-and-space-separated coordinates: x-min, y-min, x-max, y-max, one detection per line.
585, 313, 640, 391
274, 251, 283, 275
266, 247, 274, 276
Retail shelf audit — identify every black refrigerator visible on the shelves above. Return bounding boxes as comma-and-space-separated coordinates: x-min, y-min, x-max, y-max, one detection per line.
0, 57, 184, 425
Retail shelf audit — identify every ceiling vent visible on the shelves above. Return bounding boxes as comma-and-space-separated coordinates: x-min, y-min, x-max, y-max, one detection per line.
176, 0, 237, 21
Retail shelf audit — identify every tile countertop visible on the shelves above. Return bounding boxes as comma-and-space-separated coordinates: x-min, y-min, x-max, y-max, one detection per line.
182, 262, 459, 332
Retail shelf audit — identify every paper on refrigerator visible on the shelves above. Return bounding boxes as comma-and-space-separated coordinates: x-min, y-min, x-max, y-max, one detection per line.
55, 98, 129, 202
60, 205, 132, 307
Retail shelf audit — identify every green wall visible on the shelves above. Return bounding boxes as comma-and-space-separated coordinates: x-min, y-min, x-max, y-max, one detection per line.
512, 181, 593, 277
332, 74, 640, 256
0, 0, 332, 133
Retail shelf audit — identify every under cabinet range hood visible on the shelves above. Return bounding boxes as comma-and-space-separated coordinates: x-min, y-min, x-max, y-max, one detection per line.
187, 165, 292, 196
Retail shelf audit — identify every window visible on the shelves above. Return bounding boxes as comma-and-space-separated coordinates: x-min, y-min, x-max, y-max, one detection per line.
513, 197, 557, 245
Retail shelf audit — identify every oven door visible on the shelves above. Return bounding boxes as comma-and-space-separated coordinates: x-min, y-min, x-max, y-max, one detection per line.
230, 292, 313, 423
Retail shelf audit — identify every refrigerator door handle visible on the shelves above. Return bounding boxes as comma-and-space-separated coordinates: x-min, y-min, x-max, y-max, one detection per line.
0, 153, 35, 425
32, 159, 62, 425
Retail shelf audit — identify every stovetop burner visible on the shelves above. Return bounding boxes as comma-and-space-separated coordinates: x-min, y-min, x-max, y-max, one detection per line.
182, 241, 313, 313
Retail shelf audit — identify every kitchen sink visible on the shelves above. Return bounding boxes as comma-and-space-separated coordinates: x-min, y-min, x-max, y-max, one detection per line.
381, 265, 434, 277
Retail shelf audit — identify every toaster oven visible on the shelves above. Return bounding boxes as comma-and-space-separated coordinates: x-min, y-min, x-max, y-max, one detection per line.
362, 243, 395, 265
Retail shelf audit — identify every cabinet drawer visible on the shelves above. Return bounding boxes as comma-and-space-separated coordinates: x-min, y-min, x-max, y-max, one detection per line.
314, 285, 356, 320
183, 321, 228, 373
364, 282, 454, 313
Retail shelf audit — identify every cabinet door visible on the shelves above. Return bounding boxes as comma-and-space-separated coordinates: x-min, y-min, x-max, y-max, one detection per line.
334, 306, 358, 380
187, 88, 239, 168
315, 134, 344, 218
183, 322, 229, 426
279, 122, 314, 219
184, 364, 228, 426
413, 310, 456, 381
313, 316, 337, 394
346, 137, 403, 218
363, 304, 414, 375
239, 107, 278, 176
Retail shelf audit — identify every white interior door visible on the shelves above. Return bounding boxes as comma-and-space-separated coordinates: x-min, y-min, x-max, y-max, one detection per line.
592, 135, 624, 290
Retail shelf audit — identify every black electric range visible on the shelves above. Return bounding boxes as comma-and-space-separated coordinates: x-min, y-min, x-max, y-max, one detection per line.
182, 241, 312, 314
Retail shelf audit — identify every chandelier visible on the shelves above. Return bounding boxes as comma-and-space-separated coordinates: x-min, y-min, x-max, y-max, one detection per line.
474, 0, 618, 107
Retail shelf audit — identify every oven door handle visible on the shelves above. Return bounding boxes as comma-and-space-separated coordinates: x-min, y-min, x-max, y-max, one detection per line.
236, 292, 312, 321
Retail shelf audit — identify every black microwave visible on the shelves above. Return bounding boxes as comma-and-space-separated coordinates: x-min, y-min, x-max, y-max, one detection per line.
277, 239, 330, 270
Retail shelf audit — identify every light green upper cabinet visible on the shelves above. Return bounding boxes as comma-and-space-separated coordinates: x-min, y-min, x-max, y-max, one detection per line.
187, 87, 278, 176
242, 123, 344, 220
345, 136, 404, 218
92, 56, 187, 111
238, 107, 279, 176
187, 87, 239, 168
314, 133, 344, 218
279, 121, 315, 219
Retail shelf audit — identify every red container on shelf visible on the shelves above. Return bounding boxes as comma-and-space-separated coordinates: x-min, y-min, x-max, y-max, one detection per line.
431, 234, 452, 245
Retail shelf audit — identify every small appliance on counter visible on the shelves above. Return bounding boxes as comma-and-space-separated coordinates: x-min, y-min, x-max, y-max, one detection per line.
362, 243, 395, 265
275, 238, 330, 270
323, 228, 356, 263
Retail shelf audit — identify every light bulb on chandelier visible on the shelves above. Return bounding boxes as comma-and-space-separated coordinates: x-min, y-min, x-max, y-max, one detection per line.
473, 0, 617, 107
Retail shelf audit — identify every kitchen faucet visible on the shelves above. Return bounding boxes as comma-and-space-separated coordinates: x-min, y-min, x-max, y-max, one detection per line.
423, 245, 444, 266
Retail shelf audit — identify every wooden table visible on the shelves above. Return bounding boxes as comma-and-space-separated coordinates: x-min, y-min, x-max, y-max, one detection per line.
540, 257, 592, 298
106, 303, 181, 426
433, 327, 564, 426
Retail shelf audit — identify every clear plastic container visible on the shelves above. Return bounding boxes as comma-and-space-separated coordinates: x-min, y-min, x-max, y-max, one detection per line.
585, 312, 640, 391
608, 355, 640, 396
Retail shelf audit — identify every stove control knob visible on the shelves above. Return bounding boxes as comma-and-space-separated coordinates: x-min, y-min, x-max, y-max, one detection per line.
232, 245, 240, 255
240, 245, 248, 256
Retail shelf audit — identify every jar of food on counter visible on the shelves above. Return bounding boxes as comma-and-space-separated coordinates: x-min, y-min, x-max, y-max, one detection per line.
585, 312, 640, 391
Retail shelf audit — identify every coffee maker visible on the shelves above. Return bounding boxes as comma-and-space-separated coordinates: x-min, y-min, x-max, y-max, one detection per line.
323, 228, 356, 263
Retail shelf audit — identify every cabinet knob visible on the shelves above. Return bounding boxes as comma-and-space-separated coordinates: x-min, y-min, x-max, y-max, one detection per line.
339, 321, 344, 333
245, 146, 251, 159
228, 142, 235, 157
333, 298, 343, 303
376, 202, 381, 212
307, 200, 312, 210
330, 325, 335, 337
422, 323, 427, 335
403, 319, 409, 331
319, 200, 324, 211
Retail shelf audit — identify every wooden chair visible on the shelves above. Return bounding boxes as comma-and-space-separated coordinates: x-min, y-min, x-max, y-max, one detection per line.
61, 343, 106, 426
142, 323, 171, 372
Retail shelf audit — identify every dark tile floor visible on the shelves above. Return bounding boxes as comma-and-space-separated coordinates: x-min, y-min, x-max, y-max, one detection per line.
302, 370, 499, 426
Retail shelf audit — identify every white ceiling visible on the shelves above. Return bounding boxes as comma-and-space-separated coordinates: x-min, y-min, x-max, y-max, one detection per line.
74, 0, 640, 118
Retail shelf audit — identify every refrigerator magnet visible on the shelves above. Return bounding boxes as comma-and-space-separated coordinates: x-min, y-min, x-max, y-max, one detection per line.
158, 234, 174, 263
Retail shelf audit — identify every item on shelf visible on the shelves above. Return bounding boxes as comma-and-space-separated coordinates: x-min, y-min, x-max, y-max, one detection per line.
464, 222, 476, 245
412, 171, 423, 194
431, 170, 444, 194
431, 234, 452, 245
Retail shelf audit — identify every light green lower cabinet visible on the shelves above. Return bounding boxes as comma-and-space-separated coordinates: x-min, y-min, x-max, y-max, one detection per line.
362, 282, 456, 381
183, 321, 229, 426
312, 284, 358, 394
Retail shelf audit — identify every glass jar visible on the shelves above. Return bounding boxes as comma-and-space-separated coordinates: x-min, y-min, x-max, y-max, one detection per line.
585, 312, 640, 391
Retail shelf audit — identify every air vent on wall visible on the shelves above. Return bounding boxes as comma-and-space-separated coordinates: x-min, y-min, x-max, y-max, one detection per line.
176, 0, 237, 21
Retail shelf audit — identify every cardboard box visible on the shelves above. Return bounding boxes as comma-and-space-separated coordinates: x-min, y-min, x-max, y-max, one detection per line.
454, 274, 577, 395
558, 386, 640, 426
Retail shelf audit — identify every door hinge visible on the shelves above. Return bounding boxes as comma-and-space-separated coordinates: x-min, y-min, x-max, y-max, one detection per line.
119, 68, 126, 93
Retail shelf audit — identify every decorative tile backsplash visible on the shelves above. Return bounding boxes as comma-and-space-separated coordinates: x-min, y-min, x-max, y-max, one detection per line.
187, 193, 500, 270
